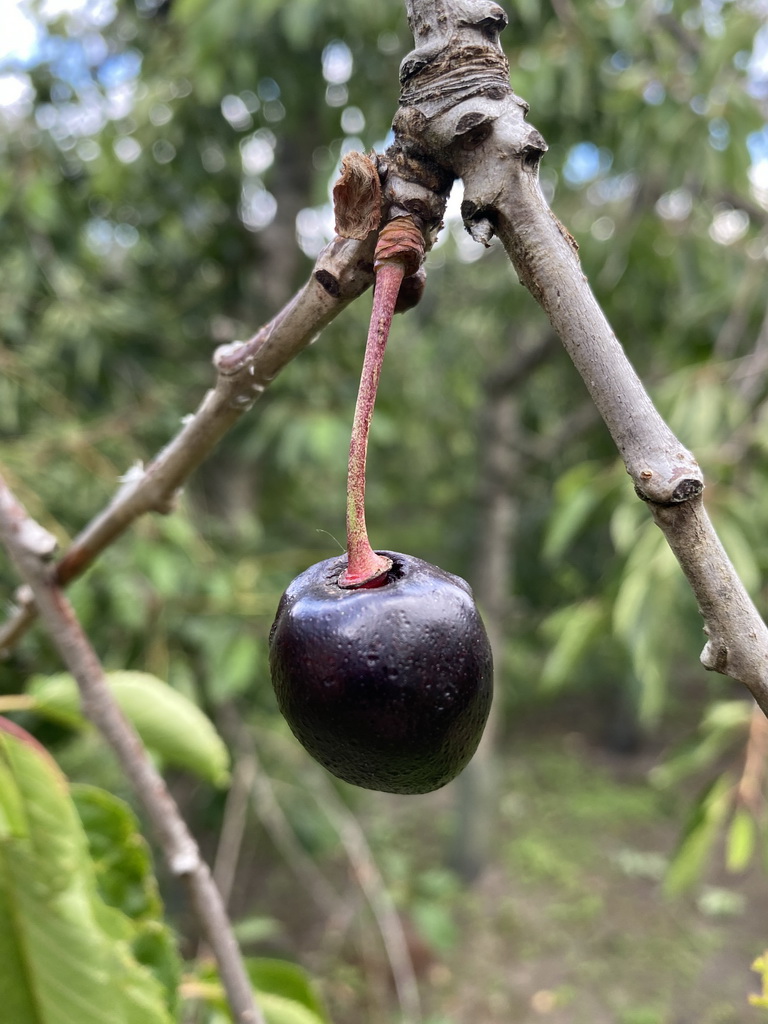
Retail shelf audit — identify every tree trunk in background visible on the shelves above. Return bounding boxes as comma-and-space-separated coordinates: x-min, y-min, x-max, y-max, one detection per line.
449, 336, 554, 880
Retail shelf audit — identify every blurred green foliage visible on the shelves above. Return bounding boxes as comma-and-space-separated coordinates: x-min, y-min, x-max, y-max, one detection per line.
2, 0, 768, 1016
1, 0, 766, 726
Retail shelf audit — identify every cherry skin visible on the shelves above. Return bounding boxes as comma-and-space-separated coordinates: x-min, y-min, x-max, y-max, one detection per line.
269, 551, 493, 795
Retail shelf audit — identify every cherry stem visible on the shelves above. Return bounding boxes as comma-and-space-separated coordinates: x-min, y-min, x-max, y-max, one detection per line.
339, 261, 405, 588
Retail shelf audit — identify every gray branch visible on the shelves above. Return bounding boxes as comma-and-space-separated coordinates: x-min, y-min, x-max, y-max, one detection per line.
0, 475, 265, 1024
0, 233, 376, 655
3, 0, 767, 715
394, 0, 768, 712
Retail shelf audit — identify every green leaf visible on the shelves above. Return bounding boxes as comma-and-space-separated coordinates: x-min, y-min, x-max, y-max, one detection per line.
630, 632, 667, 728
0, 746, 26, 839
247, 959, 330, 1023
195, 994, 325, 1024
650, 701, 752, 790
612, 522, 683, 726
725, 808, 756, 874
73, 785, 163, 918
650, 730, 739, 790
258, 992, 326, 1024
214, 631, 264, 701
192, 958, 330, 1024
0, 719, 174, 1024
412, 901, 458, 953
700, 699, 753, 734
540, 599, 606, 692
543, 463, 610, 562
72, 785, 182, 1006
609, 501, 646, 556
664, 774, 733, 896
712, 513, 761, 595
31, 671, 230, 786
750, 952, 768, 1008
232, 916, 282, 945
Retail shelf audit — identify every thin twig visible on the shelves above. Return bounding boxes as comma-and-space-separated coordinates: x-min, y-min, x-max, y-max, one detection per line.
303, 771, 422, 1024
218, 710, 340, 915
244, 725, 420, 1019
212, 753, 259, 909
249, 758, 341, 915
0, 233, 377, 656
0, 475, 264, 1024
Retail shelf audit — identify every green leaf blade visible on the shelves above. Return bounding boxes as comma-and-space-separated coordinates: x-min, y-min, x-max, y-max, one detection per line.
31, 671, 230, 786
0, 722, 175, 1024
664, 774, 733, 896
725, 808, 756, 874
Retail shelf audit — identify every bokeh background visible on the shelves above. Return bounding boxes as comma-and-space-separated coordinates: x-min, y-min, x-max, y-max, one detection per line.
2, 0, 768, 1021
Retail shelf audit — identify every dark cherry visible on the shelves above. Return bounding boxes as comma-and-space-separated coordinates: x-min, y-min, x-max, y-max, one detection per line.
270, 215, 492, 793
269, 551, 493, 794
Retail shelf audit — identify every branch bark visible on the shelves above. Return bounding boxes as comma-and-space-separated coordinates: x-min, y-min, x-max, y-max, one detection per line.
4, 0, 768, 718
0, 475, 265, 1024
0, 233, 377, 654
392, 0, 768, 713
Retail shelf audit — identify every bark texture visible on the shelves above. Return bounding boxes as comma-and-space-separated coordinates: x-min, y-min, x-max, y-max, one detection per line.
392, 0, 768, 712
0, 233, 377, 654
3, 0, 767, 717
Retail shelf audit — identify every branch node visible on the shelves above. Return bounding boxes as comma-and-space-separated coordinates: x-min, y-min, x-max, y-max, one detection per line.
461, 199, 496, 246
455, 111, 494, 149
473, 1, 508, 38
169, 847, 202, 876
672, 478, 704, 503
116, 461, 146, 490
702, 639, 729, 674
21, 521, 58, 559
394, 267, 427, 313
213, 339, 249, 372
521, 131, 548, 169
153, 491, 180, 516
314, 268, 341, 297
0, 488, 58, 559
635, 476, 704, 506
228, 392, 259, 413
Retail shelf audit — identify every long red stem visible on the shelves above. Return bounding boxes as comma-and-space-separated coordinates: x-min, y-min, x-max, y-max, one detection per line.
338, 215, 424, 589
339, 262, 404, 588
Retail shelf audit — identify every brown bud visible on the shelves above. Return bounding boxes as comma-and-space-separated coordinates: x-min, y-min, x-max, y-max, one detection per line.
394, 267, 427, 314
332, 151, 382, 240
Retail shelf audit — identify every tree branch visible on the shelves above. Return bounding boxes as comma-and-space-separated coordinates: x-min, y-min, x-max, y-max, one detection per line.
0, 475, 265, 1024
393, 0, 768, 712
5, 0, 767, 718
0, 233, 377, 655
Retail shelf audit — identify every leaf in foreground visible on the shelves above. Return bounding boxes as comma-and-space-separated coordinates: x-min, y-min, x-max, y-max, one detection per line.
31, 670, 230, 785
72, 784, 182, 1008
0, 718, 174, 1024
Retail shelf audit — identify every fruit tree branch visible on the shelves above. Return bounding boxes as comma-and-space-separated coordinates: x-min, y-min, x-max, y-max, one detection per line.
0, 474, 265, 1024
4, 1, 768, 715
0, 233, 377, 655
394, 0, 768, 711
